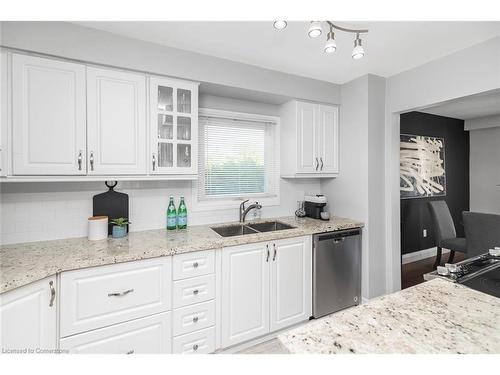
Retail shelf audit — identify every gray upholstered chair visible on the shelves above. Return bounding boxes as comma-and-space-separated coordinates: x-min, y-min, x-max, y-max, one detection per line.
463, 211, 500, 257
428, 201, 467, 269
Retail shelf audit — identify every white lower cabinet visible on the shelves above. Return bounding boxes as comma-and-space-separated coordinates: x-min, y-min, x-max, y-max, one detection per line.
173, 327, 216, 354
59, 256, 172, 337
59, 312, 172, 354
173, 300, 215, 336
220, 236, 312, 349
0, 276, 57, 352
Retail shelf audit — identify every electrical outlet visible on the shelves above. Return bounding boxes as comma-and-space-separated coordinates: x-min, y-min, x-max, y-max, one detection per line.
423, 229, 427, 238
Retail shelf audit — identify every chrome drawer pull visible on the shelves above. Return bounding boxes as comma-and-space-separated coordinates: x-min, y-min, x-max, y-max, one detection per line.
192, 316, 199, 323
266, 244, 270, 262
193, 289, 199, 295
273, 243, 277, 261
108, 288, 134, 297
193, 261, 199, 268
77, 151, 83, 171
193, 344, 199, 351
49, 280, 56, 307
126, 350, 134, 354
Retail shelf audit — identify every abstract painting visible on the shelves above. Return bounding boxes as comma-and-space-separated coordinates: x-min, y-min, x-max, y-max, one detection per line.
400, 134, 446, 199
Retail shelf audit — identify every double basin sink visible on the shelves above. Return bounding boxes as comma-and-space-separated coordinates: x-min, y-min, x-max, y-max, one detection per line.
211, 220, 296, 237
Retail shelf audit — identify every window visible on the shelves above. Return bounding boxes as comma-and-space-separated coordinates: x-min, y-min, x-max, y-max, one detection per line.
195, 109, 279, 209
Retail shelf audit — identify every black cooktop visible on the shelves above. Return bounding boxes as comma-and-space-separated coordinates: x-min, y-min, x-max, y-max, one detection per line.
461, 266, 500, 298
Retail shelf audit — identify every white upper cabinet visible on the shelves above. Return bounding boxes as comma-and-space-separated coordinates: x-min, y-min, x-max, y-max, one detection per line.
86, 67, 147, 175
0, 276, 57, 352
318, 104, 339, 174
12, 54, 86, 175
149, 76, 199, 175
280, 100, 339, 178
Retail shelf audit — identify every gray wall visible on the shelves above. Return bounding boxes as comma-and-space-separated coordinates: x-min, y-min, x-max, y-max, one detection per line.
199, 94, 280, 116
320, 74, 387, 300
0, 21, 341, 105
469, 126, 500, 214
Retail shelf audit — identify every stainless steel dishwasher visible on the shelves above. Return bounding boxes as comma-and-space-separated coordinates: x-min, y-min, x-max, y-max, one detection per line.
312, 228, 362, 318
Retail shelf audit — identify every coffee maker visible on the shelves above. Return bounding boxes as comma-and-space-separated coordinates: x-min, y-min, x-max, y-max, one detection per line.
304, 194, 327, 219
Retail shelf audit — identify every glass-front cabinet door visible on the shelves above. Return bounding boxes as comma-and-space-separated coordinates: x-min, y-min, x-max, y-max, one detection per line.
149, 77, 199, 175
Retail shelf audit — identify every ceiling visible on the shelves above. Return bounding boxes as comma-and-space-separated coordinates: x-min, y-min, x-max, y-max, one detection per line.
420, 90, 500, 120
76, 21, 500, 84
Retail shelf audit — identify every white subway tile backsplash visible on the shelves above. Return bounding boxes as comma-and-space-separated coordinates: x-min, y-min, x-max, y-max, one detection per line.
0, 179, 320, 245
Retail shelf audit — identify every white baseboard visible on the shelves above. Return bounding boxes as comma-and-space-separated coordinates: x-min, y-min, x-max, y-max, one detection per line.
402, 247, 449, 264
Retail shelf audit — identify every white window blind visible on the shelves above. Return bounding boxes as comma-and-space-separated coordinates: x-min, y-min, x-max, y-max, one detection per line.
198, 114, 278, 200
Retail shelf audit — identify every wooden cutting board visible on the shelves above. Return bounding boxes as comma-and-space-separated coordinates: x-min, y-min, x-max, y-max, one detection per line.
92, 182, 129, 235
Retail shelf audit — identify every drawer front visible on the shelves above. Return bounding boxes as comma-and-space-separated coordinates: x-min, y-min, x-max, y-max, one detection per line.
173, 327, 215, 354
173, 274, 215, 309
60, 257, 172, 337
173, 250, 215, 280
173, 300, 215, 336
60, 312, 172, 354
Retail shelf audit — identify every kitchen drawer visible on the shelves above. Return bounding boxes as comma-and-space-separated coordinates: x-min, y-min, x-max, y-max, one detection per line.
173, 274, 215, 309
60, 312, 172, 354
173, 250, 215, 280
173, 300, 215, 336
172, 326, 215, 354
60, 257, 172, 337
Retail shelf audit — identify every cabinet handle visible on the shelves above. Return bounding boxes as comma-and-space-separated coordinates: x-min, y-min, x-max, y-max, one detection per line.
49, 280, 55, 307
90, 151, 94, 171
77, 151, 82, 171
108, 288, 134, 297
126, 350, 134, 355
193, 344, 199, 351
152, 153, 156, 171
193, 261, 199, 268
273, 243, 277, 261
192, 316, 199, 323
266, 244, 270, 262
315, 157, 319, 171
320, 157, 324, 171
193, 289, 199, 295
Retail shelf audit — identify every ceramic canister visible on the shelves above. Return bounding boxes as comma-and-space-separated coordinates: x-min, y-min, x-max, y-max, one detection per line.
88, 216, 108, 241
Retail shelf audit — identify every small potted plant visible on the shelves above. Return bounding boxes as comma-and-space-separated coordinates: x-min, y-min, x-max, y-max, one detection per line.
110, 217, 130, 238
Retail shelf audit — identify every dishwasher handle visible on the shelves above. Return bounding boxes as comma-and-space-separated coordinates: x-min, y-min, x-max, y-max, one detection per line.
315, 229, 361, 242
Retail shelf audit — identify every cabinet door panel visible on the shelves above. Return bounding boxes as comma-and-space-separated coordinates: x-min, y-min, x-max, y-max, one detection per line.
270, 237, 312, 331
318, 105, 339, 174
87, 67, 146, 175
0, 276, 57, 351
296, 101, 318, 173
221, 243, 269, 348
12, 54, 86, 175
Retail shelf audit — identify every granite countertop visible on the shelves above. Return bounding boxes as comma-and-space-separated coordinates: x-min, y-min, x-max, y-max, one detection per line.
0, 215, 362, 294
278, 278, 500, 354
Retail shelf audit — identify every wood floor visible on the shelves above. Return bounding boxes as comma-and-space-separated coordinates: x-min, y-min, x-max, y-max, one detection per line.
401, 252, 466, 289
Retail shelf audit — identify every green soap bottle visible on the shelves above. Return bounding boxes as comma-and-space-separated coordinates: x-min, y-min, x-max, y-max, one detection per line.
166, 196, 177, 230
177, 196, 187, 229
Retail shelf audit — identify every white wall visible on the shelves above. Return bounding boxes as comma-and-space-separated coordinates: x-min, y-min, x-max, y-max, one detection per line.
0, 21, 340, 105
199, 94, 280, 116
465, 114, 500, 131
469, 126, 500, 214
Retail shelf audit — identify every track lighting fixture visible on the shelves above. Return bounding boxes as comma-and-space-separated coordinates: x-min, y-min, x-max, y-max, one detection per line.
324, 28, 337, 54
273, 21, 287, 30
308, 21, 322, 38
274, 21, 368, 60
352, 33, 365, 60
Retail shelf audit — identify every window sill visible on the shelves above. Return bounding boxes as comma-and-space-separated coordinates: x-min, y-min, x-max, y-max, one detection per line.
191, 192, 280, 212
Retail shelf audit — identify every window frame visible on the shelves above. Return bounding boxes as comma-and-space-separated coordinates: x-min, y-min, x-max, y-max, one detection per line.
191, 108, 280, 212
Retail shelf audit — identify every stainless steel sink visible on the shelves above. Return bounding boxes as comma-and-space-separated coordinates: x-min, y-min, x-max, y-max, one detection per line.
210, 224, 259, 237
211, 221, 296, 237
246, 221, 295, 233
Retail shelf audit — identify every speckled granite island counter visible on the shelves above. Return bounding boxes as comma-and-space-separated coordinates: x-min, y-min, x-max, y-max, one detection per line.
278, 279, 500, 354
0, 215, 362, 294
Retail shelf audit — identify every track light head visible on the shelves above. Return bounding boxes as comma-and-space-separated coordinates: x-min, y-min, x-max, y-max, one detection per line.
324, 30, 337, 54
352, 34, 365, 60
273, 21, 287, 30
308, 21, 322, 38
